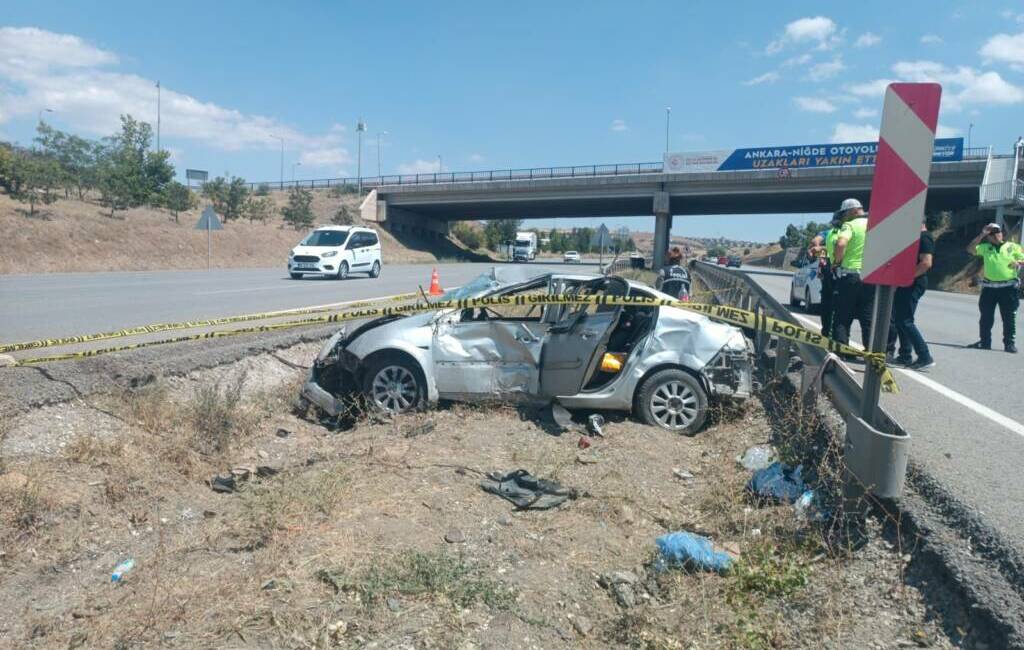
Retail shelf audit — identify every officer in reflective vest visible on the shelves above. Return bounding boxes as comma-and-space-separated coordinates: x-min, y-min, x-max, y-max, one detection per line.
807, 214, 843, 338
967, 223, 1024, 353
832, 198, 873, 348
656, 246, 690, 300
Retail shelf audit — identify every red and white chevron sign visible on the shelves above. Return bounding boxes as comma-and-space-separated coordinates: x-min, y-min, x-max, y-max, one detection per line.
862, 83, 942, 286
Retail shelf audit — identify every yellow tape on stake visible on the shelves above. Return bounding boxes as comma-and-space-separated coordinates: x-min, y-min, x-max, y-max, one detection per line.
12, 293, 896, 393
0, 291, 420, 354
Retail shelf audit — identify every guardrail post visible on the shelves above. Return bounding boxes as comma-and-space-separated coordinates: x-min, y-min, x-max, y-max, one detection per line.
773, 338, 791, 377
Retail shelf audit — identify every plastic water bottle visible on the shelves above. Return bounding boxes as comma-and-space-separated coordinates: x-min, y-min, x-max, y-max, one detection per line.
111, 558, 135, 583
794, 491, 828, 522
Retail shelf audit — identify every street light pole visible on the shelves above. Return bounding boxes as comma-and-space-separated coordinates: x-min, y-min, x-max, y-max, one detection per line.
377, 131, 387, 177
968, 123, 974, 151
292, 161, 301, 182
437, 154, 442, 173
37, 108, 53, 124
269, 135, 284, 189
155, 81, 161, 153
665, 106, 671, 153
356, 118, 367, 195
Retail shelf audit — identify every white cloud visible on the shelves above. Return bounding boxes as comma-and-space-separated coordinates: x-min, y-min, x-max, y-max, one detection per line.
831, 122, 879, 142
936, 124, 961, 137
397, 159, 443, 174
793, 96, 837, 113
890, 59, 1024, 109
610, 119, 628, 132
999, 10, 1024, 22
468, 153, 485, 163
807, 57, 845, 81
980, 32, 1024, 69
855, 32, 882, 47
743, 71, 780, 86
853, 107, 878, 119
0, 26, 350, 168
782, 53, 812, 67
846, 78, 895, 97
920, 34, 944, 45
766, 16, 839, 54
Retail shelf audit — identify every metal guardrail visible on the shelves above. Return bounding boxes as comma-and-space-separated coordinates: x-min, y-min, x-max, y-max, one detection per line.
690, 261, 909, 497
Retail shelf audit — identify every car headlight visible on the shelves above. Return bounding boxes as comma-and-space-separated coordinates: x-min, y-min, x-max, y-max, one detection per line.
288, 250, 295, 258
322, 251, 338, 258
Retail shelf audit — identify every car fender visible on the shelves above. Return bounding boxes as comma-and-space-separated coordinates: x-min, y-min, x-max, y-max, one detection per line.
345, 321, 440, 402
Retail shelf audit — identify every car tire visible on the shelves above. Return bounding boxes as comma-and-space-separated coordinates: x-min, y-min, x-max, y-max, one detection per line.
336, 262, 349, 280
362, 355, 426, 415
805, 288, 817, 314
635, 369, 708, 435
789, 286, 801, 308
369, 260, 381, 278
290, 273, 303, 280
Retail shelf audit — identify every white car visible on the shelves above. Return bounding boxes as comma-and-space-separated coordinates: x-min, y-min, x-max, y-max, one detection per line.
789, 257, 822, 311
289, 226, 382, 280
563, 251, 581, 263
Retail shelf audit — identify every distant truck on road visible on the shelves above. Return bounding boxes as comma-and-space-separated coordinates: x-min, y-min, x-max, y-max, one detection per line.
513, 231, 538, 262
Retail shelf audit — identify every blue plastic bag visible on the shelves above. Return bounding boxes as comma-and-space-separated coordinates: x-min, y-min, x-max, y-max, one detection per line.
656, 531, 734, 572
747, 462, 806, 503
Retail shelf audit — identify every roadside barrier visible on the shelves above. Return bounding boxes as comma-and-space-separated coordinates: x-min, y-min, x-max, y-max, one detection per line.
7, 292, 896, 392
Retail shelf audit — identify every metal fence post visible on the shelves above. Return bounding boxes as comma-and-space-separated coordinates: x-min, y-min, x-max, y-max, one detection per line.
773, 338, 791, 377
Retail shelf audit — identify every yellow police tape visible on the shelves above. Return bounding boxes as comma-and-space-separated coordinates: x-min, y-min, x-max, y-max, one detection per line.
0, 291, 421, 354
10, 292, 897, 393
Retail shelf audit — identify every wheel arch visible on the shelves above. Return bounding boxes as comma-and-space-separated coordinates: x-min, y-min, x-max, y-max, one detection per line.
632, 362, 709, 411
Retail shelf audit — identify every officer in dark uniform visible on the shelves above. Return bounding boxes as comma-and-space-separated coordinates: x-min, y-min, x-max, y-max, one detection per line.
656, 247, 690, 300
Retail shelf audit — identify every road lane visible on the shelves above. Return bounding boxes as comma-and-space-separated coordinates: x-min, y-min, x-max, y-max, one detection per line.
742, 267, 1024, 556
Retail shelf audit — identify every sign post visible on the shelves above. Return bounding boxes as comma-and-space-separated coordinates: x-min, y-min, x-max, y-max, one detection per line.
861, 83, 942, 421
194, 206, 223, 270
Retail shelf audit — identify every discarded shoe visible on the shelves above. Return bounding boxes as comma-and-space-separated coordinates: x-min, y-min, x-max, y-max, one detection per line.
480, 469, 576, 510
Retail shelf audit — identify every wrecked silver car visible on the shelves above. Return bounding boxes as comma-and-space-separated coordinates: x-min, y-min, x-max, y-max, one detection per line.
301, 268, 752, 434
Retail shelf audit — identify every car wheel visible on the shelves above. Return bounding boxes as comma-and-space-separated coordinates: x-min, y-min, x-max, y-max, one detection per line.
369, 260, 381, 278
636, 369, 708, 435
336, 262, 349, 280
789, 285, 801, 307
805, 288, 817, 314
290, 272, 303, 280
362, 355, 426, 414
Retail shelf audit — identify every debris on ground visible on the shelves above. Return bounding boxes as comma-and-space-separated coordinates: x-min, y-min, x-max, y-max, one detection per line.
110, 558, 135, 583
275, 427, 291, 438
599, 570, 648, 608
737, 443, 777, 470
655, 531, 736, 573
209, 465, 279, 493
550, 402, 574, 432
747, 462, 807, 503
577, 435, 591, 450
672, 467, 695, 481
402, 420, 436, 438
444, 529, 466, 544
587, 413, 605, 437
479, 469, 576, 510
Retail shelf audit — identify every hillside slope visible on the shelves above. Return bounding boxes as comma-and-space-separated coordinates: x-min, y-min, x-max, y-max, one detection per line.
0, 192, 488, 275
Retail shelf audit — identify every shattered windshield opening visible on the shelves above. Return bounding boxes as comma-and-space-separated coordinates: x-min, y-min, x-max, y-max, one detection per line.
438, 273, 500, 301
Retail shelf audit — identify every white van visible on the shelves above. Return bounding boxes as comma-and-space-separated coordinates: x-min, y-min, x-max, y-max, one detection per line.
288, 226, 382, 280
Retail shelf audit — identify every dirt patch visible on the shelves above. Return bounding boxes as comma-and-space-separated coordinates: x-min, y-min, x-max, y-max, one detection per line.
0, 346, 962, 648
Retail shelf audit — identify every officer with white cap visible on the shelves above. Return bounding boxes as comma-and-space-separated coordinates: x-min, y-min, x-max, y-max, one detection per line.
832, 198, 873, 349
967, 222, 1024, 353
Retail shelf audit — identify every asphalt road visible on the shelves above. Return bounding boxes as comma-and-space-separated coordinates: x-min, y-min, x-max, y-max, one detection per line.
742, 267, 1024, 556
0, 261, 591, 344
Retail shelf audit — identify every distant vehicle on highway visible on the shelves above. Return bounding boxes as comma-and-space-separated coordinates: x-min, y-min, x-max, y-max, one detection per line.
563, 251, 581, 263
789, 256, 822, 311
717, 256, 729, 266
513, 231, 538, 262
726, 255, 742, 268
288, 226, 382, 280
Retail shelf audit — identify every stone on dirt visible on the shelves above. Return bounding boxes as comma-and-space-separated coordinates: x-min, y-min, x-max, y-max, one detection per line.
444, 529, 466, 544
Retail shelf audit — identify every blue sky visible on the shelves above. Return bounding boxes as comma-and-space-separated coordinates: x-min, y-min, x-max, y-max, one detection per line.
2, 1, 1022, 241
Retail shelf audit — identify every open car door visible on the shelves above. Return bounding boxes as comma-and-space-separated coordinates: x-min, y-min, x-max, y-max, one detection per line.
538, 276, 628, 399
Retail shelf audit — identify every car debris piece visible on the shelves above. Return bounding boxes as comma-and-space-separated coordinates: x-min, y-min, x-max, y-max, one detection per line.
655, 531, 735, 573
586, 414, 605, 437
300, 268, 753, 435
402, 420, 435, 438
479, 469, 576, 510
210, 474, 237, 494
210, 465, 278, 493
111, 558, 135, 583
737, 444, 777, 471
672, 468, 695, 481
275, 428, 291, 438
551, 402, 575, 432
577, 436, 591, 450
747, 462, 806, 503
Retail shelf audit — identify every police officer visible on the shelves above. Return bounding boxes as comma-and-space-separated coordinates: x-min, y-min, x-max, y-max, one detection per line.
967, 223, 1024, 353
656, 246, 690, 299
807, 214, 843, 338
832, 198, 873, 348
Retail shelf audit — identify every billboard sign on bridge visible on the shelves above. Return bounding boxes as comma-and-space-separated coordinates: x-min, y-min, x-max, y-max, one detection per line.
664, 137, 963, 173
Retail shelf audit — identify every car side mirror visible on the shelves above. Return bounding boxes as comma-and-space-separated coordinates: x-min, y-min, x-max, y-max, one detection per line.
790, 259, 803, 268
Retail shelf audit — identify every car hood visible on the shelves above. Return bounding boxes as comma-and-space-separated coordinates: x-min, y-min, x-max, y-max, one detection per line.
291, 244, 341, 256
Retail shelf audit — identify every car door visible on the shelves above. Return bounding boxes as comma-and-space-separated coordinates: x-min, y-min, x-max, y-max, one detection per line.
346, 232, 370, 270
538, 277, 627, 399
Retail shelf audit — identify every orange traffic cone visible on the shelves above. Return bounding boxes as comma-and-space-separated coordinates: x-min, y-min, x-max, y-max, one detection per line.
428, 268, 444, 296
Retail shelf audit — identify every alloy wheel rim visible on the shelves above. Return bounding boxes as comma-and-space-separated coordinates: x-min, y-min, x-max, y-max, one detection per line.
650, 380, 698, 430
371, 365, 417, 412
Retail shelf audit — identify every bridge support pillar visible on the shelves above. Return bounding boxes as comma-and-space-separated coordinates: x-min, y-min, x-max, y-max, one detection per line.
653, 191, 672, 270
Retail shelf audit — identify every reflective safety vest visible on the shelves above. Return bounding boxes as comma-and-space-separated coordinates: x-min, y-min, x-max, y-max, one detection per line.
838, 217, 868, 271
825, 228, 840, 264
976, 241, 1024, 282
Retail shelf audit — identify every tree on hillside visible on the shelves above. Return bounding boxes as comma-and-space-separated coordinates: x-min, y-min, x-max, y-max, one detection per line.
281, 186, 315, 230
451, 222, 482, 249
707, 244, 728, 257
162, 181, 194, 223
96, 115, 174, 217
332, 203, 356, 225
779, 220, 829, 250
8, 149, 62, 216
34, 123, 100, 199
201, 175, 249, 222
244, 195, 275, 224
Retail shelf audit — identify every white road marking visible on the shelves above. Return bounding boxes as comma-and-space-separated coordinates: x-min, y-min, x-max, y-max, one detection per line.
787, 306, 1024, 437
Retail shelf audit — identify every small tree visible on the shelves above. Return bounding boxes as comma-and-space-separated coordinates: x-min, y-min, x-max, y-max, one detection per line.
254, 183, 271, 196
483, 219, 521, 251
281, 186, 315, 230
332, 203, 356, 225
162, 181, 194, 223
9, 150, 62, 216
244, 195, 274, 224
201, 175, 249, 221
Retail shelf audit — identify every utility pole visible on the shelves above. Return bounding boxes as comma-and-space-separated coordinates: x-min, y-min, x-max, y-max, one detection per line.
37, 108, 53, 124
665, 106, 671, 153
437, 154, 442, 173
156, 81, 161, 152
270, 134, 284, 189
356, 118, 367, 195
968, 122, 974, 151
377, 131, 387, 177
292, 161, 301, 182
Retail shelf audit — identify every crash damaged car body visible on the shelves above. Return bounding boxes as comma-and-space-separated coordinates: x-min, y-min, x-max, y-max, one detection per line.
302, 268, 752, 434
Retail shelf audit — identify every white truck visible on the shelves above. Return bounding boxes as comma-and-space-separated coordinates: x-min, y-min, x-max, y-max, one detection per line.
512, 231, 538, 262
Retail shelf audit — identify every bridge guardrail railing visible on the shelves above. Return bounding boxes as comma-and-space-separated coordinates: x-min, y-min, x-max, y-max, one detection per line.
690, 260, 909, 499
